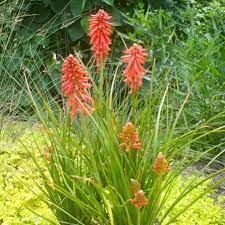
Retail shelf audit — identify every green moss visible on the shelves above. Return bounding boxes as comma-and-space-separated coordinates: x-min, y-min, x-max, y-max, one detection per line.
1, 128, 225, 224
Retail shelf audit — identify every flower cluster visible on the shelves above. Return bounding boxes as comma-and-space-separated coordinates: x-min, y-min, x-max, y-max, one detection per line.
89, 9, 112, 71
61, 10, 148, 118
44, 146, 54, 161
153, 152, 171, 174
119, 122, 141, 152
61, 54, 94, 118
130, 179, 148, 208
122, 43, 148, 92
130, 178, 141, 195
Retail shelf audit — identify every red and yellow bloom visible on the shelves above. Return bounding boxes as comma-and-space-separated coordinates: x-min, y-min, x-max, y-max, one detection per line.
130, 190, 148, 208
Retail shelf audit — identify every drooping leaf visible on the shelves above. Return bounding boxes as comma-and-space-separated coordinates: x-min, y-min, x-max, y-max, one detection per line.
42, 0, 51, 7
80, 16, 90, 34
69, 0, 83, 17
31, 4, 51, 23
68, 22, 84, 41
103, 0, 114, 6
111, 8, 122, 26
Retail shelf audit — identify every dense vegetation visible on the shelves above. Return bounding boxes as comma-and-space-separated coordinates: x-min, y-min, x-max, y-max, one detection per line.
1, 124, 225, 224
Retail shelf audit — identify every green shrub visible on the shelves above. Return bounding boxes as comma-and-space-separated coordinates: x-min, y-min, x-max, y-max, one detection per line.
163, 176, 225, 225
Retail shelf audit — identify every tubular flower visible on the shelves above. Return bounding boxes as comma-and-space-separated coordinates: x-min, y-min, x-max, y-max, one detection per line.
122, 43, 147, 92
153, 152, 171, 174
89, 9, 112, 70
61, 54, 94, 118
130, 190, 148, 208
119, 122, 141, 152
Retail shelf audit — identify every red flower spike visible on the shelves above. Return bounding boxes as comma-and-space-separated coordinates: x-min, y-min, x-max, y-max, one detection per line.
89, 9, 112, 71
153, 152, 171, 175
122, 43, 148, 92
61, 54, 94, 118
130, 190, 148, 208
119, 122, 141, 152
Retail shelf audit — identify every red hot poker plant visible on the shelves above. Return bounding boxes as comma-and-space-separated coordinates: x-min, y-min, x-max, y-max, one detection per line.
122, 43, 148, 92
61, 54, 94, 118
89, 9, 112, 71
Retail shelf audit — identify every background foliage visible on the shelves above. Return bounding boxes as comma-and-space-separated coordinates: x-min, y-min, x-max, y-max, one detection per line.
127, 0, 225, 154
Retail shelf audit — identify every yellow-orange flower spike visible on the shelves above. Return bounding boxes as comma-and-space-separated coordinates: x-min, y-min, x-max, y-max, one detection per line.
119, 122, 141, 152
153, 152, 171, 174
130, 190, 148, 208
44, 146, 54, 162
130, 179, 141, 195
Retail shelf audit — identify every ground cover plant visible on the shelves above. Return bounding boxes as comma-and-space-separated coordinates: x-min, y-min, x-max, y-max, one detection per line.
0, 119, 55, 225
24, 8, 225, 225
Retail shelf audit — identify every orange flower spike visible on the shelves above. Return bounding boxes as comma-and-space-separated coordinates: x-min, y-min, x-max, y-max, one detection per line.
89, 9, 112, 70
44, 151, 50, 161
122, 43, 148, 92
61, 54, 94, 118
119, 122, 141, 152
153, 152, 171, 174
130, 190, 148, 208
44, 147, 54, 161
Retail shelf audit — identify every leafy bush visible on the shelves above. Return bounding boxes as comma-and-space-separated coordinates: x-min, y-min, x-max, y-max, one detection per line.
163, 176, 225, 225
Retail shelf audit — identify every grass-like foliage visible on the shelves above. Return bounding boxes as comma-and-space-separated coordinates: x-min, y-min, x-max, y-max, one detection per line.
24, 8, 225, 225
2, 124, 225, 225
28, 70, 225, 225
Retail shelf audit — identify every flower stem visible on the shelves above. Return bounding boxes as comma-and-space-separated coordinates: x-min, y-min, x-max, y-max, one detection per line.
99, 64, 104, 114
131, 92, 137, 124
137, 208, 141, 225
